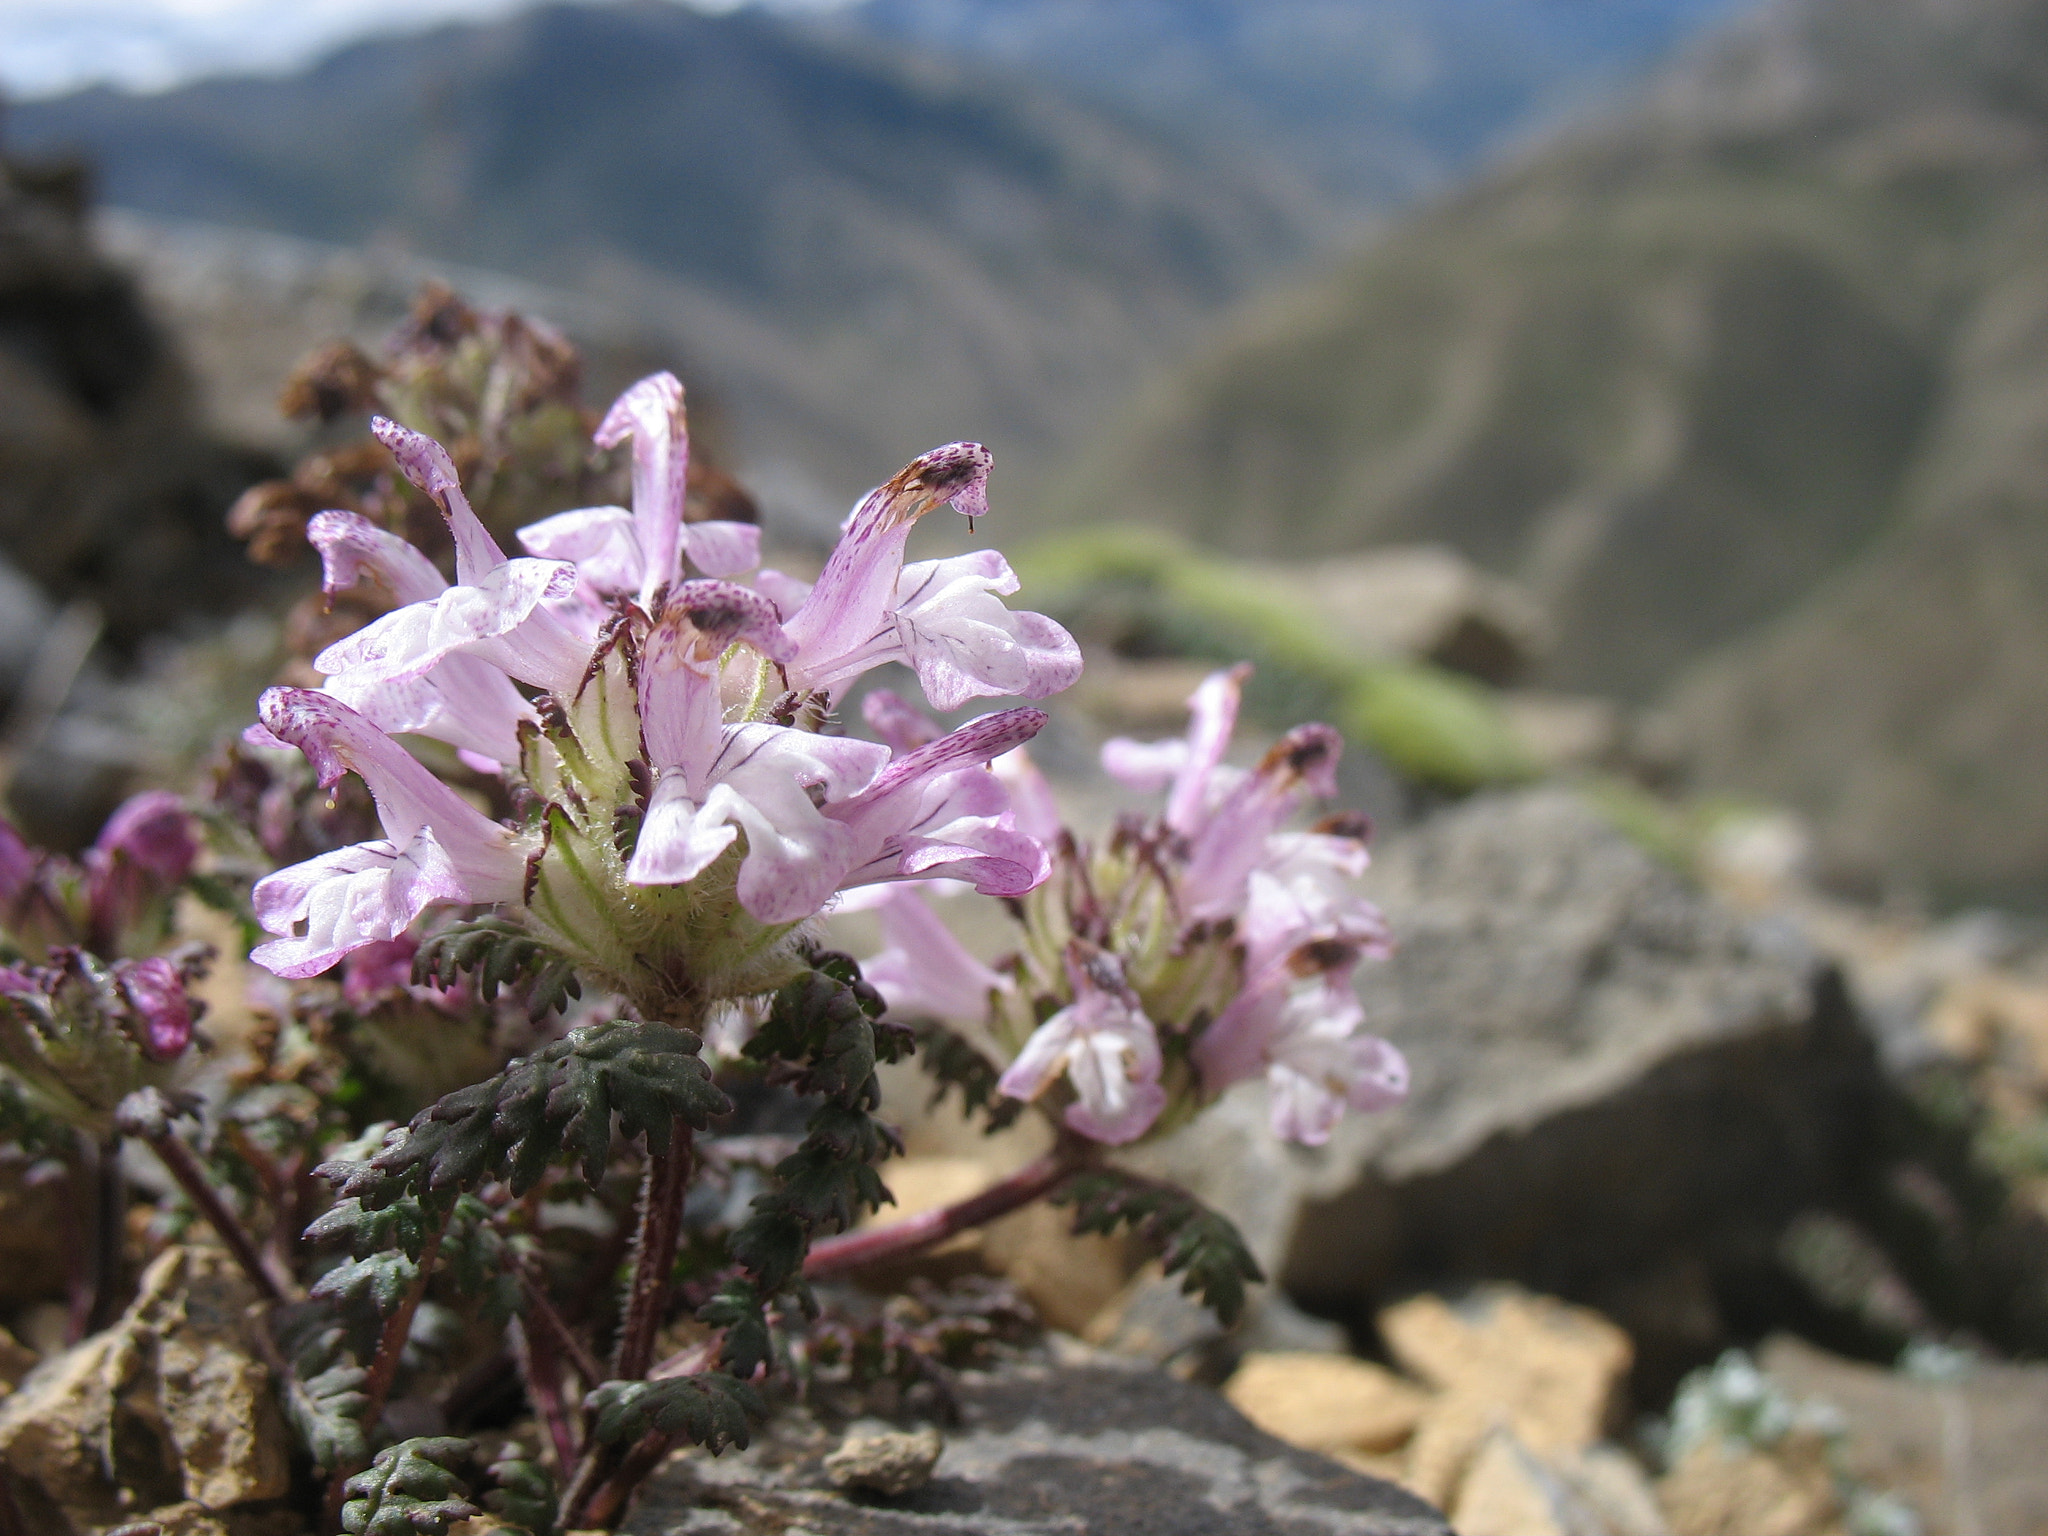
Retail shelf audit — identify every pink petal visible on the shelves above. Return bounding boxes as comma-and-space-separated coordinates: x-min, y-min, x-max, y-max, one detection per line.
309, 510, 447, 606
681, 520, 761, 578
595, 372, 688, 606
371, 417, 504, 584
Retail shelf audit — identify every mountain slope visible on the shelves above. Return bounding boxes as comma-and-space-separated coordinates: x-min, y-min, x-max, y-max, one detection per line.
834, 0, 1751, 219
10, 0, 1305, 523
1051, 0, 2048, 899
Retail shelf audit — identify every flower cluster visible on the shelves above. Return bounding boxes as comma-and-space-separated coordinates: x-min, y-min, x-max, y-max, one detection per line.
247, 371, 1083, 1019
0, 792, 204, 1130
866, 664, 1407, 1147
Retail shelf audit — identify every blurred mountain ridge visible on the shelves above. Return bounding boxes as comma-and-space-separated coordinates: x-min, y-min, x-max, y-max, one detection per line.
5, 0, 1752, 530
7, 0, 1324, 530
829, 0, 1752, 219
1048, 0, 2048, 901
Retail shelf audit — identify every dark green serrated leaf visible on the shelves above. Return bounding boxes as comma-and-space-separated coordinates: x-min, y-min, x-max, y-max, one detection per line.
697, 1277, 776, 1380
415, 918, 582, 1020
434, 1195, 520, 1318
304, 1194, 449, 1260
480, 1448, 555, 1536
311, 1251, 419, 1317
342, 1436, 479, 1536
274, 1308, 370, 1471
716, 954, 908, 1370
1055, 1171, 1264, 1326
585, 1374, 762, 1453
914, 1022, 1025, 1133
317, 1019, 728, 1207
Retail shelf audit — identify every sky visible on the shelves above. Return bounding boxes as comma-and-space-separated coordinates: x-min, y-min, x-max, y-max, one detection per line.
0, 0, 849, 100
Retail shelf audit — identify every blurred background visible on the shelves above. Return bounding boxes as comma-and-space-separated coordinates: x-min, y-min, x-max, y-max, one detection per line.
4, 2, 2048, 1529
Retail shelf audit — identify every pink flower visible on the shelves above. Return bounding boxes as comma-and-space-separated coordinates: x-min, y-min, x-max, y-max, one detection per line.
517, 372, 760, 628
250, 689, 528, 979
1104, 665, 1406, 1144
775, 443, 1081, 709
625, 583, 892, 923
86, 791, 198, 951
827, 707, 1052, 901
862, 886, 1011, 1027
313, 421, 591, 700
310, 510, 538, 769
115, 954, 194, 1062
996, 945, 1166, 1145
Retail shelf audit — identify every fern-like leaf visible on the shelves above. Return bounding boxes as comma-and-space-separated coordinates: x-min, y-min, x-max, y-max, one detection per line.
480, 1445, 556, 1536
913, 1021, 1024, 1133
710, 953, 908, 1366
1055, 1170, 1264, 1325
310, 1251, 419, 1317
274, 1307, 371, 1472
585, 1374, 762, 1453
413, 917, 582, 1020
317, 1019, 728, 1206
341, 1436, 480, 1536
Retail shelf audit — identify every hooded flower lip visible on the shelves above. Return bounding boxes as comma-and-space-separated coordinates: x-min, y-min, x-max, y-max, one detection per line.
627, 586, 889, 919
518, 372, 761, 626
308, 510, 446, 608
996, 944, 1166, 1145
829, 706, 1052, 900
116, 954, 194, 1062
311, 510, 540, 767
313, 420, 591, 699
1179, 722, 1344, 922
86, 791, 199, 952
249, 688, 528, 979
775, 443, 1081, 709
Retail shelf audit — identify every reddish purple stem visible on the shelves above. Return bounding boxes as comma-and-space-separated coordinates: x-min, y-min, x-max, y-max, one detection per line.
802, 1144, 1081, 1281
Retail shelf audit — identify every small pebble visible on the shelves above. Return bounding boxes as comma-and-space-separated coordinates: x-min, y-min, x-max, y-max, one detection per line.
823, 1422, 944, 1496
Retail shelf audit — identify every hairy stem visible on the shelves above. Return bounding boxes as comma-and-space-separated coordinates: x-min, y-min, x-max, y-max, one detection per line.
507, 1317, 577, 1473
322, 1214, 449, 1534
85, 1132, 126, 1334
140, 1123, 290, 1303
517, 1259, 604, 1387
557, 1117, 695, 1528
574, 1428, 671, 1531
802, 1141, 1084, 1281
611, 1117, 694, 1382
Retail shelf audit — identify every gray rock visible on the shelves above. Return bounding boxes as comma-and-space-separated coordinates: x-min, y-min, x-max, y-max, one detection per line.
1760, 1334, 2048, 1536
624, 1359, 1450, 1535
1132, 788, 1886, 1378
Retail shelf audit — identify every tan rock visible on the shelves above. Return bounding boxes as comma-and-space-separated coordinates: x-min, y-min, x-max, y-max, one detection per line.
0, 1325, 41, 1391
1656, 1432, 1843, 1536
1223, 1352, 1431, 1455
0, 1246, 289, 1533
864, 1156, 998, 1261
1761, 1332, 2048, 1536
982, 1198, 1136, 1335
1379, 1287, 1632, 1455
856, 1156, 1137, 1334
130, 1502, 232, 1536
1556, 1445, 1672, 1536
1402, 1390, 1499, 1509
823, 1423, 945, 1496
1451, 1430, 1574, 1536
133, 1249, 291, 1509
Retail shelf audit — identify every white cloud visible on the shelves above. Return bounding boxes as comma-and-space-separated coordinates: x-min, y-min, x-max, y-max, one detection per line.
0, 0, 856, 100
